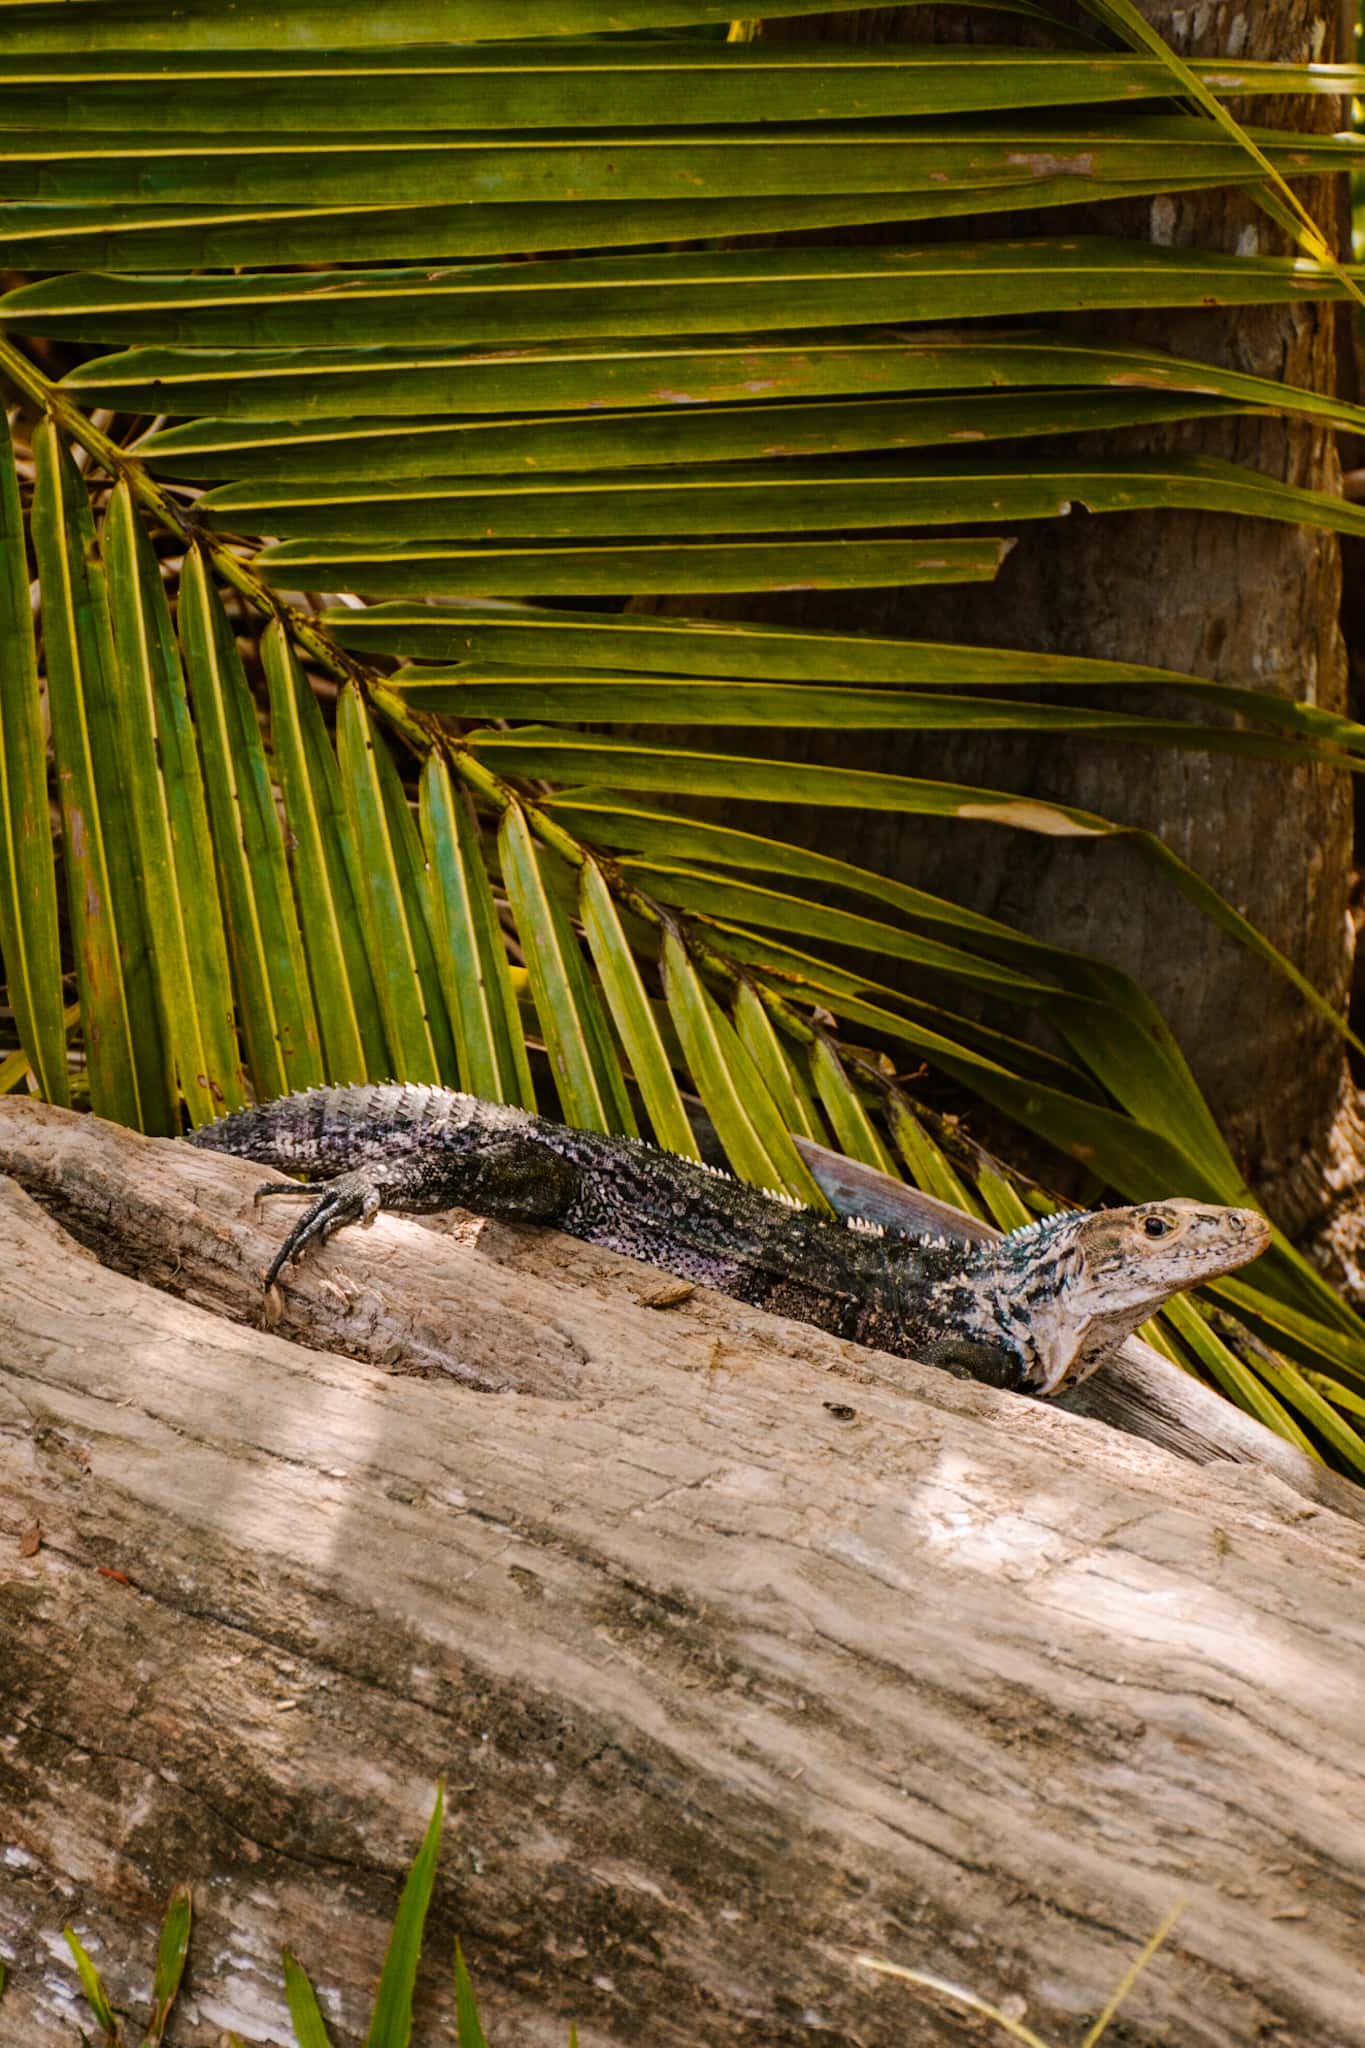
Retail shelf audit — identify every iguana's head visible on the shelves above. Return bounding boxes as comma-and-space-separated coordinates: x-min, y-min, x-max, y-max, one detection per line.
973, 1198, 1271, 1395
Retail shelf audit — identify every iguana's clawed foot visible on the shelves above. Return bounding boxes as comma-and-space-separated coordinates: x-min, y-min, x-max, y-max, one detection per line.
253, 1170, 384, 1291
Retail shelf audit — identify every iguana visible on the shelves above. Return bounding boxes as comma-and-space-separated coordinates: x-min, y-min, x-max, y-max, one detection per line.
190, 1082, 1270, 1396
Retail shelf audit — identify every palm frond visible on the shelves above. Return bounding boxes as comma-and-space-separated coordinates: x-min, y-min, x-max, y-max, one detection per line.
3, 0, 1364, 1466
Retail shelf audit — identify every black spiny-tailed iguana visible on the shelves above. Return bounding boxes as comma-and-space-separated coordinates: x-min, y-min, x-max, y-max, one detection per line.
191, 1083, 1270, 1397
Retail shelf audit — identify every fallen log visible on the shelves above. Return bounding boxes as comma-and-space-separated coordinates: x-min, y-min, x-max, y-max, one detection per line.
1, 1100, 1358, 1523
2, 1101, 1364, 2046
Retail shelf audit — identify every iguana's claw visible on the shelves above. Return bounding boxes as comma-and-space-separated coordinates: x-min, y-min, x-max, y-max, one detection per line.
259, 1169, 384, 1291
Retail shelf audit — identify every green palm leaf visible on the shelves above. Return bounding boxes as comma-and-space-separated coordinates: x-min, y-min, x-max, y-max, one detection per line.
808, 1039, 898, 1178
661, 929, 824, 1205
8, 46, 1363, 135
178, 549, 322, 1101
498, 803, 634, 1134
0, 407, 66, 1104
731, 981, 827, 1148
419, 753, 535, 1108
4, 2, 1365, 1469
31, 420, 165, 1129
263, 624, 383, 1085
260, 533, 1006, 598
579, 857, 699, 1157
132, 338, 1365, 470
0, 0, 922, 53
103, 484, 243, 1124
38, 243, 1363, 394
334, 683, 446, 1085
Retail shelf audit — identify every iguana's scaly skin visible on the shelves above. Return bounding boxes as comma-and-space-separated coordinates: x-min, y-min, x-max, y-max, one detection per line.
190, 1083, 1270, 1396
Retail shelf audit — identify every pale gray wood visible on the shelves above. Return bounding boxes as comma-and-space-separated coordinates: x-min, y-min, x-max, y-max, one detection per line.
3, 1105, 1365, 2046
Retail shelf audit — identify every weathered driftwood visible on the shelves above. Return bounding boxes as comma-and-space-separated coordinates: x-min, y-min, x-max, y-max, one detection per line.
2, 1101, 1358, 1527
2, 1102, 1365, 2048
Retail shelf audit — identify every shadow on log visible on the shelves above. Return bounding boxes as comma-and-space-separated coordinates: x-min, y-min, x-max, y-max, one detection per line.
2, 1101, 1364, 2046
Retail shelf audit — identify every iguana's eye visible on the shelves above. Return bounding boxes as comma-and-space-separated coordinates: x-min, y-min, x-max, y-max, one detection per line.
1143, 1215, 1171, 1239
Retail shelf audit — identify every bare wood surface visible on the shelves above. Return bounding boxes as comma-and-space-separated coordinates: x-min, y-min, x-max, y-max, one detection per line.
3, 1106, 1365, 2046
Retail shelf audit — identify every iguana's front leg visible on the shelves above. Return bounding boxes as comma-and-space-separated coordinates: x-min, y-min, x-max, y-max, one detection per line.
248, 1133, 584, 1291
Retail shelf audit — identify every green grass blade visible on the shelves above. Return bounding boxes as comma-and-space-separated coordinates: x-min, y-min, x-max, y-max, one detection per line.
103, 484, 242, 1124
281, 1950, 336, 2048
661, 931, 825, 1205
579, 857, 698, 1158
498, 804, 635, 1135
808, 1040, 898, 1176
731, 981, 826, 1146
178, 549, 321, 1098
0, 406, 66, 1103
263, 624, 377, 1084
452, 1943, 489, 2048
64, 1927, 123, 2044
363, 1785, 445, 2048
30, 419, 143, 1127
334, 682, 442, 1085
140, 1885, 191, 2048
420, 754, 534, 1106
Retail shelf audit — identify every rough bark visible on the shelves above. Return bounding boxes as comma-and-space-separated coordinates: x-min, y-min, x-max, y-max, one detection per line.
3, 1110, 1365, 2048
687, 2, 1358, 1233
